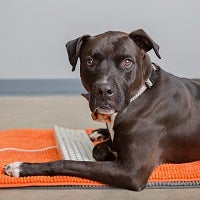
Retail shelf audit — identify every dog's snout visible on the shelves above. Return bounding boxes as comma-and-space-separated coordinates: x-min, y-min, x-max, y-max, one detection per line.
96, 84, 115, 97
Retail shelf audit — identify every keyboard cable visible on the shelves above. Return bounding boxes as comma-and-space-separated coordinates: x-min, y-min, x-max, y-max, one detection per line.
0, 146, 57, 152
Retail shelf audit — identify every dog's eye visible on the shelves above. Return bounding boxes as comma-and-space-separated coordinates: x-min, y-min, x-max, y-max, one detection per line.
122, 59, 132, 68
86, 58, 94, 67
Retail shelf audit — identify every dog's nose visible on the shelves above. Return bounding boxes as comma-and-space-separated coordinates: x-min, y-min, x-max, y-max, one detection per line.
96, 84, 115, 97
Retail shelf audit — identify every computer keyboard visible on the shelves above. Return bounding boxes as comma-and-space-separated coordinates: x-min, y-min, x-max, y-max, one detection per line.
53, 126, 95, 161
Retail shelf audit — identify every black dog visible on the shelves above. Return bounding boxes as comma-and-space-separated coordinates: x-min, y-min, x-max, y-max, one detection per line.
4, 29, 200, 191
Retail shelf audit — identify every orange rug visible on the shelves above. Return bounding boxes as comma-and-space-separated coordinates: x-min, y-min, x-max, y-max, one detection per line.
0, 129, 200, 188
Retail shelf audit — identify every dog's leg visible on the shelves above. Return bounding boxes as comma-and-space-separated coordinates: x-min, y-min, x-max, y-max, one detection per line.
89, 128, 110, 142
89, 128, 117, 161
4, 159, 152, 191
4, 127, 161, 191
92, 140, 117, 161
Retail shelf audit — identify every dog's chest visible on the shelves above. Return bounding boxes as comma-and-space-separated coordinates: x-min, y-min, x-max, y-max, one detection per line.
107, 113, 117, 141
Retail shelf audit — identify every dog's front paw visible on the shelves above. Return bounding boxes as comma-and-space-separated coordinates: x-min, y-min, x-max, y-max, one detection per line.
4, 162, 23, 177
89, 128, 110, 142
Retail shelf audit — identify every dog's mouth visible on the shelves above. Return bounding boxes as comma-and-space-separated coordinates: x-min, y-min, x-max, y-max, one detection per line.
82, 93, 117, 123
91, 108, 115, 123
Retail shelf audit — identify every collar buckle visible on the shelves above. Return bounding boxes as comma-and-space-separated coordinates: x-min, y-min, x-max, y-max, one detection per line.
145, 78, 153, 88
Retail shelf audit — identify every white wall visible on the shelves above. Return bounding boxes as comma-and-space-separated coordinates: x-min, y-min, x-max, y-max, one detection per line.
0, 0, 200, 79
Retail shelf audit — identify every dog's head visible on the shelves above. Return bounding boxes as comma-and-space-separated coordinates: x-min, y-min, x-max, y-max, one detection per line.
66, 29, 161, 116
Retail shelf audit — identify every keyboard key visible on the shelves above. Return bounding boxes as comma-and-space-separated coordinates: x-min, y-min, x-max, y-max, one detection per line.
53, 126, 95, 161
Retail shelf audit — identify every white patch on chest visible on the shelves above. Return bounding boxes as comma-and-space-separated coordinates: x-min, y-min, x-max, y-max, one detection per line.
107, 113, 118, 141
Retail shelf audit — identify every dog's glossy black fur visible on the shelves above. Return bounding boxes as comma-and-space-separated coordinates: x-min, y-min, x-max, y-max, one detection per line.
4, 29, 200, 191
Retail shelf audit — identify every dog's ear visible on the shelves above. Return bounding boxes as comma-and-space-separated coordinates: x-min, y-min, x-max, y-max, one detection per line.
129, 29, 161, 59
66, 35, 90, 71
81, 93, 90, 102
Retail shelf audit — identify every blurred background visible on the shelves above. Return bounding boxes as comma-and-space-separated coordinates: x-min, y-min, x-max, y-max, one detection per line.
0, 0, 200, 94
